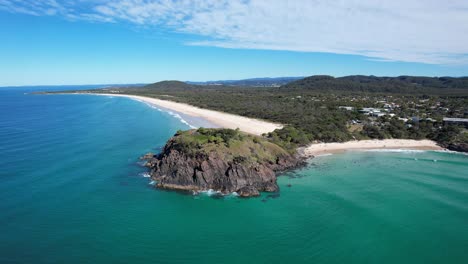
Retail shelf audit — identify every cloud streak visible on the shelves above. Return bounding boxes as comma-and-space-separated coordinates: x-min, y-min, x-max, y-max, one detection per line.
1, 0, 468, 64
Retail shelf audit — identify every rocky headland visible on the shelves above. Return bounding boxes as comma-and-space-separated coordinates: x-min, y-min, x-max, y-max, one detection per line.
444, 142, 468, 153
142, 128, 304, 197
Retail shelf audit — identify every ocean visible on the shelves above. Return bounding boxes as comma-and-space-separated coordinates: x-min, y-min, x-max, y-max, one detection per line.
1, 86, 467, 263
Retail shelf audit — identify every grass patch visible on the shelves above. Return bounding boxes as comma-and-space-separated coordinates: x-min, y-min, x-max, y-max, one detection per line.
171, 128, 291, 165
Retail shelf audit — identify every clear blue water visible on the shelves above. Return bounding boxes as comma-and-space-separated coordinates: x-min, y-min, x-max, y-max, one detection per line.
1, 87, 467, 263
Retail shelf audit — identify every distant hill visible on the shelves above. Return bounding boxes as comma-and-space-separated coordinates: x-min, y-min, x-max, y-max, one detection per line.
188, 77, 303, 87
142, 80, 196, 90
123, 75, 468, 96
282, 75, 468, 95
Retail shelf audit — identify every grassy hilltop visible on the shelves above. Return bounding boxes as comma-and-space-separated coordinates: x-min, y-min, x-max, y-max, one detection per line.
170, 128, 292, 165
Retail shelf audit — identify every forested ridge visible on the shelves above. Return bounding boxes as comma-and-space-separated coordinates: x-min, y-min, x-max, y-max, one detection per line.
282, 75, 468, 95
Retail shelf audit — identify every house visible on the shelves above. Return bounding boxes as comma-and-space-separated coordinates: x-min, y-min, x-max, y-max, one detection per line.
373, 112, 386, 117
359, 108, 387, 117
359, 108, 381, 114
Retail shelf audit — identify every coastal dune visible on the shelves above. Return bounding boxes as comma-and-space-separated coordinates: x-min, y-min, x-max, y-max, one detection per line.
93, 93, 283, 136
301, 139, 443, 156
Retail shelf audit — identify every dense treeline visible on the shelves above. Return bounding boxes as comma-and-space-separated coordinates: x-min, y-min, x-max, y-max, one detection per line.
116, 82, 363, 146
283, 75, 468, 95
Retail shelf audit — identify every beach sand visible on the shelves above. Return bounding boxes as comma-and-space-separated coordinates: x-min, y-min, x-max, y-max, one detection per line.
83, 93, 444, 155
89, 93, 283, 136
301, 139, 443, 156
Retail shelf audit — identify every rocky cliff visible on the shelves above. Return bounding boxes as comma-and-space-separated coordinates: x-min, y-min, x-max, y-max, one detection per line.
445, 142, 468, 153
143, 128, 304, 197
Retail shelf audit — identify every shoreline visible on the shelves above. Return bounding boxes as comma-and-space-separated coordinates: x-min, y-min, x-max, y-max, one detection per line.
69, 93, 448, 156
80, 93, 283, 136
301, 139, 444, 157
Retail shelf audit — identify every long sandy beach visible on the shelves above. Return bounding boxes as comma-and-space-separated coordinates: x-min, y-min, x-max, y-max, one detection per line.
301, 139, 443, 156
88, 93, 283, 136
85, 93, 444, 154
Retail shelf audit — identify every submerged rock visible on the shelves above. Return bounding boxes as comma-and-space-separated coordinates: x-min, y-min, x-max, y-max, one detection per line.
146, 128, 304, 197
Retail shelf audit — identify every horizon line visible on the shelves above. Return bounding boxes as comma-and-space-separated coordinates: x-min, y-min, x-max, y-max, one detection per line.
1, 74, 468, 88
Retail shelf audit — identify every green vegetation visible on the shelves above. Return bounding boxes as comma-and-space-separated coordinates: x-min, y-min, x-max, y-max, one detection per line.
283, 75, 468, 95
51, 75, 468, 150
170, 128, 291, 165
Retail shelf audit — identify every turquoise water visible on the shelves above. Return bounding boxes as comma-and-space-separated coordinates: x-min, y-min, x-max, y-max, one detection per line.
1, 87, 467, 263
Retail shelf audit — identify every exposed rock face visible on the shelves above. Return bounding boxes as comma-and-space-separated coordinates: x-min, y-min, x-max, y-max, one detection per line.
446, 143, 468, 153
144, 131, 304, 197
140, 152, 155, 160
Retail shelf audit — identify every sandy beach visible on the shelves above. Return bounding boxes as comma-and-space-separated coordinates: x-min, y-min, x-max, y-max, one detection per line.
87, 93, 283, 136
80, 93, 445, 155
301, 139, 443, 156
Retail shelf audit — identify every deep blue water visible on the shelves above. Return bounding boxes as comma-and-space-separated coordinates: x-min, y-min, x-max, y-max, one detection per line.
0, 86, 188, 263
0, 86, 467, 264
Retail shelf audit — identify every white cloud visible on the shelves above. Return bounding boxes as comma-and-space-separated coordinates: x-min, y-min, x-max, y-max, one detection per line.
1, 0, 468, 64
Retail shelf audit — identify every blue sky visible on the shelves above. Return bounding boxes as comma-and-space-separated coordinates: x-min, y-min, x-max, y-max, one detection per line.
1, 0, 467, 86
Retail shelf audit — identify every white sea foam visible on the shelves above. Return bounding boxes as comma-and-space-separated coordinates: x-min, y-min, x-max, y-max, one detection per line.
434, 149, 468, 156
148, 180, 156, 185
134, 99, 197, 129
167, 111, 197, 129
203, 189, 222, 196
139, 172, 151, 178
364, 149, 426, 153
315, 153, 333, 157
196, 189, 240, 197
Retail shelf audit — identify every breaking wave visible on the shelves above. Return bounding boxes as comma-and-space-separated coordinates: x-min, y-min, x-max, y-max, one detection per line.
133, 98, 197, 129
315, 153, 333, 157
364, 149, 426, 153
194, 189, 240, 198
139, 172, 151, 178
